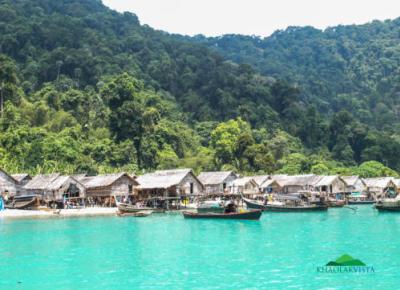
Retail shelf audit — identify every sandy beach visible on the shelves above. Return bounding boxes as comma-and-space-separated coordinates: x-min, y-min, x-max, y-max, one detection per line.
0, 207, 118, 219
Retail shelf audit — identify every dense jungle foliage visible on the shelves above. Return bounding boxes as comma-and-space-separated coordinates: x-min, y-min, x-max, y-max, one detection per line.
0, 0, 398, 177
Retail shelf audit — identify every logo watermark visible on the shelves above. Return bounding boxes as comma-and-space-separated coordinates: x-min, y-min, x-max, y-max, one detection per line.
317, 254, 374, 274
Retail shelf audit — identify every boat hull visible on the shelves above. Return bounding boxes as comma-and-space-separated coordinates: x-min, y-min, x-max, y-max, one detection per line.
348, 201, 375, 205
117, 203, 164, 213
263, 204, 328, 212
182, 210, 262, 220
242, 198, 266, 210
328, 200, 346, 207
5, 195, 39, 210
117, 211, 152, 217
375, 204, 400, 212
196, 207, 225, 214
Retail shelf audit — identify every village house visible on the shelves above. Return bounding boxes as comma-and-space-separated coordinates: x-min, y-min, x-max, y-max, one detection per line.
24, 174, 86, 202
313, 175, 347, 195
197, 171, 237, 194
341, 176, 366, 194
229, 177, 259, 195
11, 174, 32, 188
259, 179, 282, 194
363, 177, 397, 199
272, 174, 320, 194
77, 173, 138, 199
136, 169, 204, 198
251, 175, 269, 190
0, 169, 24, 197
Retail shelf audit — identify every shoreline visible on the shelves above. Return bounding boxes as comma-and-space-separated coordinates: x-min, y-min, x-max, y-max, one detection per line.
0, 207, 118, 219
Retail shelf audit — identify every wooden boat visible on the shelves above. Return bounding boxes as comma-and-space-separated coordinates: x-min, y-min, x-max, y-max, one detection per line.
375, 204, 400, 212
348, 200, 375, 205
242, 197, 266, 210
243, 195, 328, 212
117, 202, 165, 213
263, 203, 328, 212
117, 211, 153, 217
115, 196, 165, 214
5, 195, 39, 210
182, 210, 262, 220
375, 198, 400, 212
328, 200, 346, 207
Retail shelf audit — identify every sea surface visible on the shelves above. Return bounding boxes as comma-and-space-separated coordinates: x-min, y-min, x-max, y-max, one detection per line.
0, 206, 399, 289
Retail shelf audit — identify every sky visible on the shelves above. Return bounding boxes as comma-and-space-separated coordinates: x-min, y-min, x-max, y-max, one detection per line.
102, 0, 400, 37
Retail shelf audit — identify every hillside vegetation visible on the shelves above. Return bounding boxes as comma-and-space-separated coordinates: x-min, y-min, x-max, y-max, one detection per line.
0, 0, 398, 176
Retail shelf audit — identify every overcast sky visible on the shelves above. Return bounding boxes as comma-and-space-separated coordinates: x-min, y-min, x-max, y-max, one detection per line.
102, 0, 400, 37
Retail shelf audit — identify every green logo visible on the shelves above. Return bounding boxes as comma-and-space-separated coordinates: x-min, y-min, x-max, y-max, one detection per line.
326, 254, 366, 267
317, 254, 374, 273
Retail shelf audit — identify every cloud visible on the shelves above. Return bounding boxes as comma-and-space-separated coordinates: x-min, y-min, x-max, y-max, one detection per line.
102, 0, 400, 36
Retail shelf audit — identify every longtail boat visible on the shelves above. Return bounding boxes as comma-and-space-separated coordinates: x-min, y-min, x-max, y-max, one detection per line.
117, 211, 153, 217
348, 200, 375, 205
328, 200, 346, 207
5, 195, 39, 210
263, 204, 328, 212
115, 195, 165, 214
242, 197, 266, 210
182, 209, 262, 220
375, 198, 400, 212
116, 202, 165, 214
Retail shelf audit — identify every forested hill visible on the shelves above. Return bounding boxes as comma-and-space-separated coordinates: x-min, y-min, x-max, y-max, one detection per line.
192, 19, 400, 129
0, 0, 399, 177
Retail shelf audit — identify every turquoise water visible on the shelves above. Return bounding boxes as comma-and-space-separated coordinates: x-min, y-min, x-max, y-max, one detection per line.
0, 206, 399, 289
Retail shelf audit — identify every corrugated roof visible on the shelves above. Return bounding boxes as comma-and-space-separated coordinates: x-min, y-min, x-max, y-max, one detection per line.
197, 171, 236, 185
137, 169, 199, 189
11, 174, 30, 183
24, 174, 60, 190
78, 173, 137, 189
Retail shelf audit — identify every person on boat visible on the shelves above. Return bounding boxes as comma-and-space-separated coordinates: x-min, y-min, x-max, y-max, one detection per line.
224, 202, 237, 213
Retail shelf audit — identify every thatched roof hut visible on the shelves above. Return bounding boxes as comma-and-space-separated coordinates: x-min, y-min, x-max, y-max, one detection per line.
11, 174, 31, 186
197, 171, 237, 194
341, 176, 366, 193
24, 174, 86, 201
0, 169, 22, 197
230, 177, 259, 195
137, 169, 203, 197
363, 177, 397, 198
314, 175, 346, 194
77, 173, 138, 197
272, 174, 319, 194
